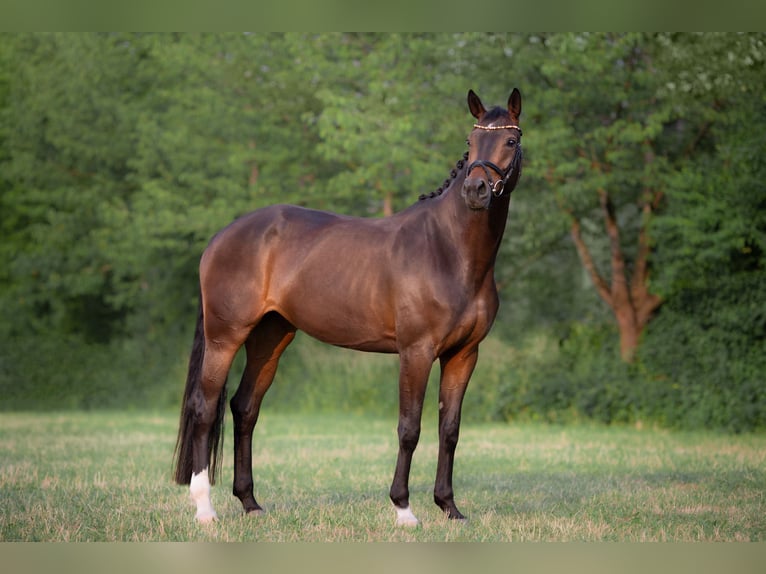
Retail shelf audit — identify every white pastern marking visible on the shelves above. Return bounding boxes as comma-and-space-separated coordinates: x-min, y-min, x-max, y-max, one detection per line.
394, 504, 420, 527
190, 467, 218, 523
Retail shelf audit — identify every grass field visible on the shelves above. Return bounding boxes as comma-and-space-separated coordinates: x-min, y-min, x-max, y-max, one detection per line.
1, 410, 764, 541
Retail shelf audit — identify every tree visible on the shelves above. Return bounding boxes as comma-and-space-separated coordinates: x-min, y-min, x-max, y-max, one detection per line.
313, 34, 468, 216
0, 33, 323, 405
641, 33, 766, 430
1, 32, 763, 427
512, 33, 743, 362
1, 33, 147, 341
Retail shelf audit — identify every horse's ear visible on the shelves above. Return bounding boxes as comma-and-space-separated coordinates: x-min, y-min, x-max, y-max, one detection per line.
508, 88, 521, 119
467, 89, 486, 120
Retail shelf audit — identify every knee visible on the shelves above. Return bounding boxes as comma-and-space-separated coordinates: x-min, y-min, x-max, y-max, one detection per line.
440, 419, 461, 450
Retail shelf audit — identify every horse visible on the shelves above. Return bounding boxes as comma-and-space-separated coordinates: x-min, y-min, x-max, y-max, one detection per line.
173, 87, 523, 526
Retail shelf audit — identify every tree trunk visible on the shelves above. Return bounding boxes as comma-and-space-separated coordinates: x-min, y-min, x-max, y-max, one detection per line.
569, 189, 663, 363
248, 140, 259, 186
383, 190, 394, 217
614, 302, 641, 363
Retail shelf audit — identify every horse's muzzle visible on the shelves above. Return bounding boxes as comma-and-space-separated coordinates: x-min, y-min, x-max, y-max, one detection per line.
461, 177, 492, 210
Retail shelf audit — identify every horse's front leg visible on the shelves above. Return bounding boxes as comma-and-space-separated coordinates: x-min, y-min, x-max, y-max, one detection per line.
389, 347, 433, 527
433, 346, 478, 520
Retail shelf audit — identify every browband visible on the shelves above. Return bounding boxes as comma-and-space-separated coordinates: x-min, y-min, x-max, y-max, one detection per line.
473, 124, 522, 134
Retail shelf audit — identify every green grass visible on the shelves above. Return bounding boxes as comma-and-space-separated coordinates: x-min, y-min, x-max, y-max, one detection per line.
1, 410, 764, 541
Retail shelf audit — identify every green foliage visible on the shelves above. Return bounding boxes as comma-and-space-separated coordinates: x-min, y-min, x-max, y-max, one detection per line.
0, 33, 764, 432
314, 34, 466, 214
486, 326, 632, 426
641, 39, 766, 431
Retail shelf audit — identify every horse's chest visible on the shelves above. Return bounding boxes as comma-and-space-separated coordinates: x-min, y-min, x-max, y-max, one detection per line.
434, 285, 498, 349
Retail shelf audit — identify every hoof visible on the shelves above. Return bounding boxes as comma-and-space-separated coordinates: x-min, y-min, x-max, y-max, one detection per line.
246, 507, 265, 516
438, 501, 467, 521
394, 505, 420, 527
195, 509, 218, 524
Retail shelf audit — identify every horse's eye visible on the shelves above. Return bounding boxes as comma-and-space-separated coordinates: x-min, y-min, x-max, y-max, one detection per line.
466, 139, 470, 147
507, 138, 517, 147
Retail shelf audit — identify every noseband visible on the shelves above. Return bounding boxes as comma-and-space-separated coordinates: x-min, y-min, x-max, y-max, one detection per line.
467, 123, 523, 198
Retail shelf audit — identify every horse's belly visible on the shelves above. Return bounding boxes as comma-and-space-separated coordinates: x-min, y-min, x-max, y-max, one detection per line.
297, 318, 399, 354
277, 295, 398, 354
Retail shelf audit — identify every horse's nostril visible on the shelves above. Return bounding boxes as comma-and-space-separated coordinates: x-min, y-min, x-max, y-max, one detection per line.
463, 178, 487, 195
462, 178, 492, 209
470, 180, 489, 200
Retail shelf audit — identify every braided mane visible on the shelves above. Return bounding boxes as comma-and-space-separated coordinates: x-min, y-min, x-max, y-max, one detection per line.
418, 151, 470, 201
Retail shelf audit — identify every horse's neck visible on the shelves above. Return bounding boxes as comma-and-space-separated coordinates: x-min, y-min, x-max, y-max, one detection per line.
437, 178, 511, 281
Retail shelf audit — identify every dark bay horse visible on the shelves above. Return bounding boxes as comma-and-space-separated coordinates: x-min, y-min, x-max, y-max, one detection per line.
174, 88, 523, 526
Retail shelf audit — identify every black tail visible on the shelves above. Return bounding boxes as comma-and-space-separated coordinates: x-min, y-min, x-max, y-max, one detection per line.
173, 298, 227, 485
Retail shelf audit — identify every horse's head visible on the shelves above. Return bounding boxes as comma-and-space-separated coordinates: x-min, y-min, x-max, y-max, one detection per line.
462, 88, 523, 210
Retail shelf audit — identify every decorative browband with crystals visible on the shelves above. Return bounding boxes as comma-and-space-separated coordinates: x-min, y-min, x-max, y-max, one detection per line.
473, 123, 522, 134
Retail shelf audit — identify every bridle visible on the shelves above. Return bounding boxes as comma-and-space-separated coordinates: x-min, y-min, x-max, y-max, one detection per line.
466, 123, 523, 198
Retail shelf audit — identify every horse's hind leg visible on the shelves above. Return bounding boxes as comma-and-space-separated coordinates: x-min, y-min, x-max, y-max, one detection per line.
230, 312, 296, 515
188, 340, 240, 523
